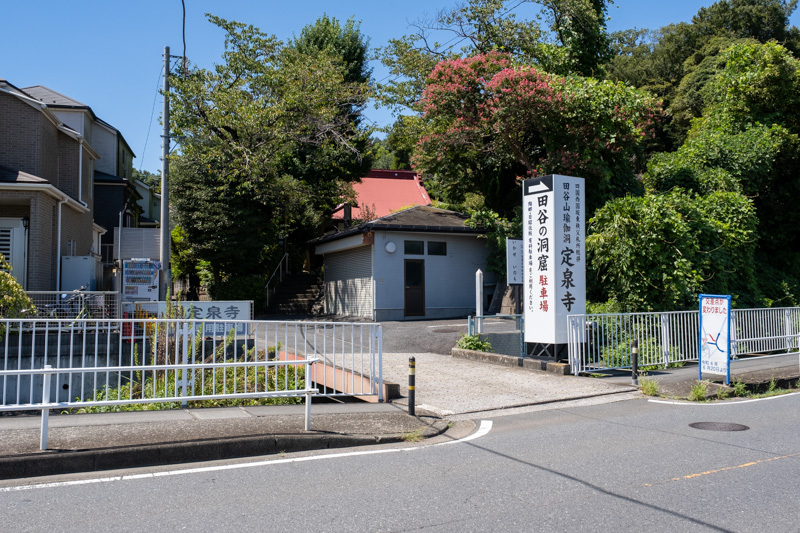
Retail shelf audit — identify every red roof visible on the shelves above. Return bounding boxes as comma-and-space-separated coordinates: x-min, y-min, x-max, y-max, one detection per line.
333, 169, 431, 220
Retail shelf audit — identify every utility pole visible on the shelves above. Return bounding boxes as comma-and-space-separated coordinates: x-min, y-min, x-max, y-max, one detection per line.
159, 45, 171, 301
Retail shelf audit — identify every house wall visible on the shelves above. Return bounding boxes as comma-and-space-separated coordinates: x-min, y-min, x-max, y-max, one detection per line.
57, 133, 79, 198
372, 231, 494, 321
0, 191, 59, 290
117, 138, 133, 181
95, 183, 126, 246
92, 125, 117, 176
0, 91, 59, 181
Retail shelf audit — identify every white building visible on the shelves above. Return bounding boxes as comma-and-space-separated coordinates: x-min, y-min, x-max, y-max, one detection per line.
315, 206, 495, 321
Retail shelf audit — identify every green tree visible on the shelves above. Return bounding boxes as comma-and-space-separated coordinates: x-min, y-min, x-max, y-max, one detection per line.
412, 52, 658, 215
607, 0, 800, 148
591, 41, 800, 310
132, 168, 160, 190
587, 189, 758, 311
169, 15, 372, 294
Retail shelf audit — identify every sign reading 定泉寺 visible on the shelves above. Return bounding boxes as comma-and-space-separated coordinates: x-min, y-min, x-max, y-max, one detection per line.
699, 294, 731, 383
522, 175, 586, 345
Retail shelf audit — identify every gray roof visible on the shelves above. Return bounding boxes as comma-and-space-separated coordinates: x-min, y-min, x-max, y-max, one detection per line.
94, 170, 126, 183
0, 165, 48, 184
22, 85, 88, 107
22, 85, 136, 158
313, 205, 485, 245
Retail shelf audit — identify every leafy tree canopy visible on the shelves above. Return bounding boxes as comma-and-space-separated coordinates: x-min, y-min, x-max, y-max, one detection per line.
375, 0, 613, 113
591, 41, 800, 310
412, 52, 658, 215
169, 15, 372, 291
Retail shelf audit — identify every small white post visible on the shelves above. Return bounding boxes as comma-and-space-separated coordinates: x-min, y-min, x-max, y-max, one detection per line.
304, 391, 312, 431
475, 269, 484, 334
181, 322, 189, 407
40, 365, 53, 451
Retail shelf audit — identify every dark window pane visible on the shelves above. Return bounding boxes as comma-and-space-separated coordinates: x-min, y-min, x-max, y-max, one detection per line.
427, 241, 447, 255
404, 240, 424, 255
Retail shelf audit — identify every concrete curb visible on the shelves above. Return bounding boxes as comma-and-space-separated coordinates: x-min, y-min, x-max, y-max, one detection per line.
451, 348, 572, 374
0, 421, 450, 480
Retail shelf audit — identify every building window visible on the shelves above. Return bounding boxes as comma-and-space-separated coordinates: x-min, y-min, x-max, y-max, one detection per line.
404, 240, 424, 255
427, 241, 447, 256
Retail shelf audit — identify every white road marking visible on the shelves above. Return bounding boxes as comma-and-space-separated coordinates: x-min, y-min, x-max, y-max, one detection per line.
649, 391, 800, 406
0, 420, 493, 493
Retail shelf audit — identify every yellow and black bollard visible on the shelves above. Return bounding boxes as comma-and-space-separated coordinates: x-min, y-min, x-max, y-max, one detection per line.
408, 356, 416, 416
631, 339, 639, 386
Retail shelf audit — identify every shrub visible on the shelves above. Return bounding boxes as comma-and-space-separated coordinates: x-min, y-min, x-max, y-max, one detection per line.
690, 380, 709, 401
457, 334, 493, 352
0, 254, 35, 335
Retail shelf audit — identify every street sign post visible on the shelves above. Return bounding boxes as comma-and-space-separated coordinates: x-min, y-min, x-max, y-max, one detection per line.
699, 294, 731, 384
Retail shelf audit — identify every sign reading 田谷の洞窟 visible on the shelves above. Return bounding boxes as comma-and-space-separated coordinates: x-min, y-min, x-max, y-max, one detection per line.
522, 175, 586, 346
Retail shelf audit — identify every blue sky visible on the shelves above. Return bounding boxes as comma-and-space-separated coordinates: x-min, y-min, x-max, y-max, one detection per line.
3, 1, 798, 174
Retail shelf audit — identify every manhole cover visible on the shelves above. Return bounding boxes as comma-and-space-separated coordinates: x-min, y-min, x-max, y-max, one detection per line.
689, 422, 750, 432
432, 327, 460, 333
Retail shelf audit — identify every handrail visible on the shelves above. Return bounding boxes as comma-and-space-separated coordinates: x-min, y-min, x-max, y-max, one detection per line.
265, 253, 289, 308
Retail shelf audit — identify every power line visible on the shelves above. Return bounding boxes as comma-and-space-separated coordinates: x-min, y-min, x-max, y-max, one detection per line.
139, 66, 164, 172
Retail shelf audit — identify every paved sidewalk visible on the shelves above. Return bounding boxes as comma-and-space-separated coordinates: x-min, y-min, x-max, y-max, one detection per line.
0, 403, 448, 480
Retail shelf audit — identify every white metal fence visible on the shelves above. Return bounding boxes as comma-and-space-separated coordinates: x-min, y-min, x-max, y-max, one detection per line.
0, 317, 383, 449
567, 307, 800, 375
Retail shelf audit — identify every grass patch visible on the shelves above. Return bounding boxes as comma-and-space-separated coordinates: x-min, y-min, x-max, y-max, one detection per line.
639, 376, 659, 396
690, 381, 710, 402
403, 429, 424, 442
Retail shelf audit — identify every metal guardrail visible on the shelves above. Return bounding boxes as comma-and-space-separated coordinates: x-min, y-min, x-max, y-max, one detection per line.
567, 310, 698, 375
731, 307, 800, 357
26, 291, 120, 320
265, 253, 289, 308
568, 307, 800, 375
0, 318, 383, 449
468, 314, 524, 358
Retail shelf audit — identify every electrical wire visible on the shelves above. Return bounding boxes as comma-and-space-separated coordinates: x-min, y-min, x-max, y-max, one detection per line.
138, 67, 164, 172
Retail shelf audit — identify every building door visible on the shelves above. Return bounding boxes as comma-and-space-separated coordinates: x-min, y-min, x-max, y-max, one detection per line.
404, 259, 425, 316
0, 218, 27, 289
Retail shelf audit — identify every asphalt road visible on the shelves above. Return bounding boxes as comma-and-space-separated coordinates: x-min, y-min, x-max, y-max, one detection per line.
4, 393, 799, 532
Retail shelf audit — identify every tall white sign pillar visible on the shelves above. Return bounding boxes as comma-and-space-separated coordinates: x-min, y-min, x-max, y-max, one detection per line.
522, 175, 586, 359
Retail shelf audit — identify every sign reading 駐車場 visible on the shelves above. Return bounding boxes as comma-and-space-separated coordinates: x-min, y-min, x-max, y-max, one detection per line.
522, 175, 586, 347
699, 294, 731, 384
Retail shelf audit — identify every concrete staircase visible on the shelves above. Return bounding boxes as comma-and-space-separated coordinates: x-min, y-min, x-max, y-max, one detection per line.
267, 273, 323, 315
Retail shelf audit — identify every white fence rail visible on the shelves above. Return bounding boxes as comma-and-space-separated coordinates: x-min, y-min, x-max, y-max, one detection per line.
567, 307, 800, 375
0, 318, 382, 449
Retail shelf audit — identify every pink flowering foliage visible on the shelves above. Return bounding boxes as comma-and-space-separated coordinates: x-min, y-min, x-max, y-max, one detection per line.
413, 52, 661, 211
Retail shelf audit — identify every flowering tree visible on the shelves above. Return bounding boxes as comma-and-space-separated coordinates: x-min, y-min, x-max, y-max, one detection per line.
412, 52, 659, 214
